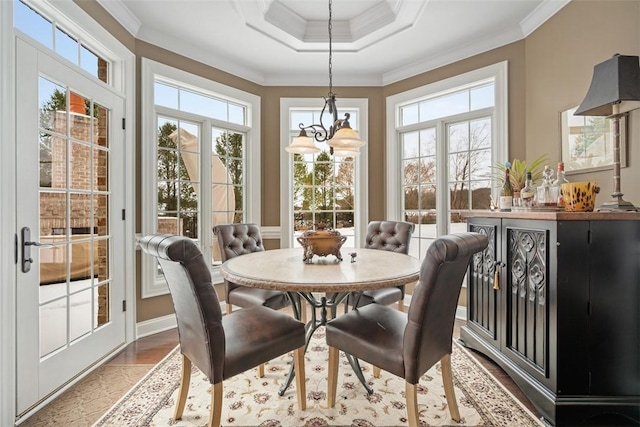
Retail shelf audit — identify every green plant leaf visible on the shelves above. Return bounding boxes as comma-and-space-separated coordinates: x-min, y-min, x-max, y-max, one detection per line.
491, 154, 549, 191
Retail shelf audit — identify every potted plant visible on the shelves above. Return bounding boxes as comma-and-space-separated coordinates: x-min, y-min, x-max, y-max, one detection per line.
492, 154, 548, 192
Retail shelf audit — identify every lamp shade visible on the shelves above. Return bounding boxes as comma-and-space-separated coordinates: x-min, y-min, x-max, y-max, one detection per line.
329, 126, 366, 149
575, 54, 640, 116
332, 146, 360, 157
286, 130, 321, 154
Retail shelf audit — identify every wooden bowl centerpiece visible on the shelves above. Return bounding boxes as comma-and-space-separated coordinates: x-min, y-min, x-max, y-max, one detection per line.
296, 224, 347, 263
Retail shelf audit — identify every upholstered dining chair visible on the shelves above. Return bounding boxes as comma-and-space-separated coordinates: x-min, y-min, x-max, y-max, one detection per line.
348, 220, 415, 311
214, 223, 290, 314
214, 223, 305, 377
326, 232, 488, 427
139, 234, 306, 427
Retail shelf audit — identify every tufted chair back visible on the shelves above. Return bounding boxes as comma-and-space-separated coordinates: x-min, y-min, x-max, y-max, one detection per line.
214, 223, 292, 316
326, 232, 489, 426
214, 223, 265, 297
364, 220, 414, 254
349, 220, 415, 310
215, 223, 265, 262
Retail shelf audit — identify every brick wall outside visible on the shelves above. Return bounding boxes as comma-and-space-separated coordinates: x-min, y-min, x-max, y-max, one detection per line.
40, 105, 111, 326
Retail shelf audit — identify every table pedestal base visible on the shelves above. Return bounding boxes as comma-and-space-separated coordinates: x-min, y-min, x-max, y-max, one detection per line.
279, 292, 374, 396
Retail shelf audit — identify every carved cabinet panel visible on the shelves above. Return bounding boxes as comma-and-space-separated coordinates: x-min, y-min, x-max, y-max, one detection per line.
462, 216, 640, 426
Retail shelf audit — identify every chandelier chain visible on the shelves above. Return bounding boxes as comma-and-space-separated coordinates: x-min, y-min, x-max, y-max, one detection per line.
328, 0, 333, 95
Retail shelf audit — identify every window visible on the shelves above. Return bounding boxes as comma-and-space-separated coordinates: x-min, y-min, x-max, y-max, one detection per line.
142, 59, 260, 297
14, 0, 109, 82
386, 62, 508, 260
280, 98, 368, 249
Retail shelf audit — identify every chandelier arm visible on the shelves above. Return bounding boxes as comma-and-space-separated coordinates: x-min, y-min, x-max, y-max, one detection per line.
298, 123, 329, 143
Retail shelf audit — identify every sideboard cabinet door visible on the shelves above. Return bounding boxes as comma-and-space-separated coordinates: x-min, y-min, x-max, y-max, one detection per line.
467, 218, 501, 350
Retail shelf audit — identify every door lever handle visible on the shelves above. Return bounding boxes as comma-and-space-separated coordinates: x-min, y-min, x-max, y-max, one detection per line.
21, 226, 53, 273
25, 241, 53, 247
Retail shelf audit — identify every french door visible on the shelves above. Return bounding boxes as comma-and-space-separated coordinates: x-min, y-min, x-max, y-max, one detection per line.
15, 38, 126, 415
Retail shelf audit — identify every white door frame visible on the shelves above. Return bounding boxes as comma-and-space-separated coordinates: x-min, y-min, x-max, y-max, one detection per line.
0, 1, 136, 425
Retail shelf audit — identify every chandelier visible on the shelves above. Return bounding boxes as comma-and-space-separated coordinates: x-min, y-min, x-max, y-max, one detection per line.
285, 0, 366, 157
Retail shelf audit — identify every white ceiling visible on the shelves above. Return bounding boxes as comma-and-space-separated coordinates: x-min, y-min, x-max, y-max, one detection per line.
97, 0, 570, 86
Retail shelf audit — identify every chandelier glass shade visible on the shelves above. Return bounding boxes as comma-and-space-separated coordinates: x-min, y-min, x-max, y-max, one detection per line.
285, 0, 366, 157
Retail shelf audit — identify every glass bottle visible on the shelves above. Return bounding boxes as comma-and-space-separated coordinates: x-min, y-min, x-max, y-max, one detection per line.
520, 172, 535, 208
553, 162, 569, 208
536, 165, 556, 207
499, 162, 513, 211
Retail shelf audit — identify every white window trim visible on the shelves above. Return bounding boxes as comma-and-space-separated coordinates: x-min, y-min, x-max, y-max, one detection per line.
141, 58, 261, 298
385, 61, 509, 222
280, 98, 369, 248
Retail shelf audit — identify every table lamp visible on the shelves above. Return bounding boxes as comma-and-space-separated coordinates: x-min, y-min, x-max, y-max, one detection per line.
574, 54, 640, 211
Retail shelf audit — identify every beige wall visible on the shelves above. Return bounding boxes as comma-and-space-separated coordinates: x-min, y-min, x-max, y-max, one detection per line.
76, 0, 640, 322
525, 0, 640, 205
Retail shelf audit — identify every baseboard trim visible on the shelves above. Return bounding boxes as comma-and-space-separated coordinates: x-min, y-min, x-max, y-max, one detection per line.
136, 301, 227, 338
136, 314, 177, 339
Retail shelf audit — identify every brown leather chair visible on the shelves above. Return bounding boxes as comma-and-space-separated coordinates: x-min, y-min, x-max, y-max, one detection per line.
349, 220, 415, 311
326, 232, 488, 427
139, 234, 306, 427
215, 223, 305, 377
214, 223, 291, 314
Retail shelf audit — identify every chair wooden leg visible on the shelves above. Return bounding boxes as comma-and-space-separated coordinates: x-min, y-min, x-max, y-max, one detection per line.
398, 298, 404, 312
293, 346, 307, 410
226, 303, 232, 315
300, 299, 307, 324
441, 353, 461, 422
373, 366, 381, 378
327, 346, 339, 407
257, 363, 265, 378
174, 354, 192, 420
208, 382, 222, 427
405, 382, 419, 427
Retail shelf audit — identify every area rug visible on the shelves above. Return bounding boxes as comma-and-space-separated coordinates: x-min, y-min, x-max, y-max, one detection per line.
94, 327, 542, 427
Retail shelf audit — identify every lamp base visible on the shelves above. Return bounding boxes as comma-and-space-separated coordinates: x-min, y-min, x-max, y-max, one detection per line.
596, 196, 639, 212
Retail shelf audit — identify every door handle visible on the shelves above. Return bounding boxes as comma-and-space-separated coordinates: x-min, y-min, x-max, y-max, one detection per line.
21, 226, 53, 273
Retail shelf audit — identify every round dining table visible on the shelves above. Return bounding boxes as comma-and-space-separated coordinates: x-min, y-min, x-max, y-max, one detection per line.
220, 247, 421, 394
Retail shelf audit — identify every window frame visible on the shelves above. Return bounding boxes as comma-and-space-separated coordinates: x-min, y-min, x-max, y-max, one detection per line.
141, 58, 261, 298
279, 97, 369, 249
385, 61, 508, 247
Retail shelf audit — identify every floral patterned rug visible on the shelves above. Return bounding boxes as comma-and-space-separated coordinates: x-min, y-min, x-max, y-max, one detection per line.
94, 327, 542, 427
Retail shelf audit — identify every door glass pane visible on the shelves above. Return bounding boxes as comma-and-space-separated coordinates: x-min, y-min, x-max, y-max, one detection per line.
40, 299, 67, 357
39, 241, 68, 288
96, 239, 109, 283
95, 102, 109, 148
70, 143, 91, 190
94, 194, 108, 236
95, 283, 110, 328
94, 148, 108, 191
69, 289, 92, 342
39, 78, 65, 134
38, 83, 112, 358
40, 132, 66, 188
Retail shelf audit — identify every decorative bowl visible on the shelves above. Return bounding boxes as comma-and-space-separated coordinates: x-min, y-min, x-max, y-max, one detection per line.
561, 182, 600, 212
296, 225, 347, 263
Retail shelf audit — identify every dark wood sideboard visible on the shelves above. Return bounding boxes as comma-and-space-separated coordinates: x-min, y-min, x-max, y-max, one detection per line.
461, 211, 640, 426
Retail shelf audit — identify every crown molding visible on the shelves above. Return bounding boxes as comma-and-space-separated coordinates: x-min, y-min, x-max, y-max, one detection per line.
520, 0, 571, 36
96, 0, 141, 36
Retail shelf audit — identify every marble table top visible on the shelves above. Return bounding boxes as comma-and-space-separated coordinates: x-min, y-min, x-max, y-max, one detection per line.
220, 247, 421, 293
